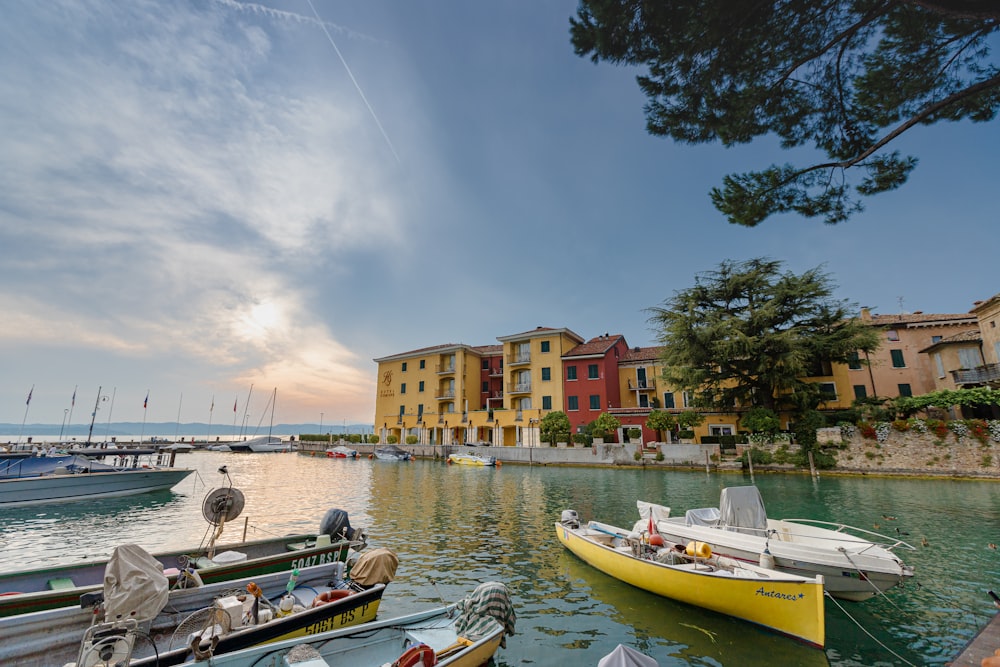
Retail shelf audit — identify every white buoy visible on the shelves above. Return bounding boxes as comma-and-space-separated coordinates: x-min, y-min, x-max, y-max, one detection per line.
759, 544, 775, 569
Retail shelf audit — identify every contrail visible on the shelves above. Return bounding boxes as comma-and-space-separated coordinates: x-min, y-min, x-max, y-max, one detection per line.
303, 0, 401, 164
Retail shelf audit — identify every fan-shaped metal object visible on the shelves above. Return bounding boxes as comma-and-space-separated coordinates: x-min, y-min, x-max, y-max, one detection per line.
202, 487, 245, 526
168, 606, 232, 651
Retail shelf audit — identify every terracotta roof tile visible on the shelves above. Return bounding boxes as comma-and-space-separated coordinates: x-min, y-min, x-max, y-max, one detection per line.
919, 329, 981, 353
563, 335, 624, 357
621, 346, 664, 362
868, 312, 976, 327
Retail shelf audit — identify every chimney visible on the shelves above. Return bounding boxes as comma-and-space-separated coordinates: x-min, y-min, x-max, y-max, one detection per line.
860, 307, 872, 322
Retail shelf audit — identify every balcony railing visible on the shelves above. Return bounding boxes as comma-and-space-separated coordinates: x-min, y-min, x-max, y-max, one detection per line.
507, 353, 531, 366
507, 382, 531, 395
628, 380, 656, 391
436, 390, 456, 400
436, 363, 456, 375
489, 367, 504, 377
952, 363, 1000, 386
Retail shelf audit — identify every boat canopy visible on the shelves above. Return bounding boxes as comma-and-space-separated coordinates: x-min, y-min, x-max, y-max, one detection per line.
718, 486, 768, 535
684, 507, 721, 526
103, 544, 169, 622
598, 644, 660, 667
636, 501, 671, 524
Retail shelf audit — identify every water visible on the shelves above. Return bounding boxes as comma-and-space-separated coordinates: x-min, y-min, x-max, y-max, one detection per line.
2, 452, 998, 666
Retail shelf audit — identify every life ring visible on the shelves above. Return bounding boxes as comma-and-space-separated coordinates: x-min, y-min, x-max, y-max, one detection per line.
310, 589, 353, 607
686, 541, 712, 559
391, 643, 437, 667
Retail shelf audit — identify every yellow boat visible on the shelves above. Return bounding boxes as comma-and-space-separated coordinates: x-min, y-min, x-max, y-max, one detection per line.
447, 452, 497, 466
556, 511, 825, 648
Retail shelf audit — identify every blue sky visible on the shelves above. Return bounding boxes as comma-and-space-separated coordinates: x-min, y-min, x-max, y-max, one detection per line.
1, 0, 997, 426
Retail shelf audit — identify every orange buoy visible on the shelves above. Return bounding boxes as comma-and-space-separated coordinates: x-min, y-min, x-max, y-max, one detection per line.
649, 534, 665, 547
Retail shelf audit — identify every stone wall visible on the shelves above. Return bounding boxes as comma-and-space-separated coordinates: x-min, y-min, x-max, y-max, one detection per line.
826, 429, 1000, 478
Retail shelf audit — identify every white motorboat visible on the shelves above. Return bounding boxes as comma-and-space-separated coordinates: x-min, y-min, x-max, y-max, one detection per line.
373, 445, 412, 461
447, 452, 497, 466
229, 436, 291, 453
326, 445, 359, 458
0, 454, 193, 507
645, 486, 916, 601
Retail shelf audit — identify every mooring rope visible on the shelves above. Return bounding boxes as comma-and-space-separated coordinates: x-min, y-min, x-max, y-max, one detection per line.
827, 592, 917, 666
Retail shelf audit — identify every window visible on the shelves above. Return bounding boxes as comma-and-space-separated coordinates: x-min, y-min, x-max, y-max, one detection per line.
662, 392, 675, 409
566, 366, 577, 380
847, 352, 861, 370
682, 391, 692, 408
567, 396, 579, 411
639, 394, 649, 408
482, 381, 488, 393
934, 353, 945, 378
541, 341, 550, 353
418, 381, 424, 392
890, 349, 905, 368
818, 382, 837, 399
419, 360, 425, 369
541, 367, 551, 381
417, 404, 424, 419
887, 330, 899, 341
959, 347, 983, 369
542, 396, 552, 410
588, 364, 599, 379
401, 362, 407, 372
482, 360, 489, 370
853, 385, 867, 399
400, 383, 407, 394
931, 335, 942, 343
898, 383, 912, 397
589, 395, 600, 410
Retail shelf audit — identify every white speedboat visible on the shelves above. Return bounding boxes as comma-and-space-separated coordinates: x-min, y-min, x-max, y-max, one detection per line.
448, 452, 497, 466
645, 486, 916, 601
0, 455, 193, 508
373, 445, 412, 461
326, 446, 359, 458
229, 436, 291, 453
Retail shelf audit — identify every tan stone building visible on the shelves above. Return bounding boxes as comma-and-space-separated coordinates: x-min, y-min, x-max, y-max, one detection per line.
849, 308, 978, 400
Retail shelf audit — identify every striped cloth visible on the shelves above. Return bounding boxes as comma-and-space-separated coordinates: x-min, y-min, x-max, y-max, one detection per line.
454, 581, 517, 648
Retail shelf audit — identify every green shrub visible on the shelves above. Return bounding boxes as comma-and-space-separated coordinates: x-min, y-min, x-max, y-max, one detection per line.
655, 451, 664, 461
348, 434, 362, 444
367, 434, 379, 444
677, 429, 695, 439
572, 433, 591, 446
405, 435, 418, 445
627, 428, 642, 440
633, 451, 642, 461
386, 435, 398, 444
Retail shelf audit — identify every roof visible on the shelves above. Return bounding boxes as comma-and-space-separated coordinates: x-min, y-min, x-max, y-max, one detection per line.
563, 334, 626, 358
919, 329, 982, 354
373, 343, 472, 363
470, 344, 502, 356
865, 312, 977, 328
496, 326, 585, 344
621, 346, 664, 363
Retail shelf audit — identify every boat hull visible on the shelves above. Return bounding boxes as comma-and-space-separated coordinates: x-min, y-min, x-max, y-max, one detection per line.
0, 467, 194, 507
154, 601, 505, 667
447, 454, 496, 466
555, 522, 825, 648
0, 534, 359, 617
0, 561, 353, 666
654, 517, 910, 601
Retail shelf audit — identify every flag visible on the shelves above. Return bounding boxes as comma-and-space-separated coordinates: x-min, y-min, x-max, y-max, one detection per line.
143, 391, 149, 409
71, 388, 76, 407
210, 397, 215, 412
26, 386, 33, 405
234, 398, 238, 413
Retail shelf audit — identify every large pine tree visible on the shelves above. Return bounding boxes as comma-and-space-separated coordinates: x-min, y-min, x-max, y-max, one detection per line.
647, 258, 880, 412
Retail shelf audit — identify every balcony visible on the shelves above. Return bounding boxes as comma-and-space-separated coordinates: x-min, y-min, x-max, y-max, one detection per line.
436, 363, 456, 375
507, 353, 531, 366
436, 390, 456, 400
628, 379, 656, 392
507, 382, 531, 395
489, 367, 504, 377
952, 363, 1000, 386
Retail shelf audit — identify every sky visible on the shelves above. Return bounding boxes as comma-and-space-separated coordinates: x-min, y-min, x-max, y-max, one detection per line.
1, 1, 997, 428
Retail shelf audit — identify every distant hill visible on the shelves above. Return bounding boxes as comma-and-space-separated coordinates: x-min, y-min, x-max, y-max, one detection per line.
0, 422, 373, 438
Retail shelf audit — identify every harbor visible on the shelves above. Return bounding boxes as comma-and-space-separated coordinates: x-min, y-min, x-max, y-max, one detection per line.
2, 449, 999, 665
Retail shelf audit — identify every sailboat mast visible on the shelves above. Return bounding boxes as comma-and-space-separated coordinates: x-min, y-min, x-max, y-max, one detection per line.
86, 386, 101, 445
268, 388, 276, 439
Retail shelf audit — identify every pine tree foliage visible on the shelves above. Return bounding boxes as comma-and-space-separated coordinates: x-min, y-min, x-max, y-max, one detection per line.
646, 258, 881, 411
570, 1, 1000, 226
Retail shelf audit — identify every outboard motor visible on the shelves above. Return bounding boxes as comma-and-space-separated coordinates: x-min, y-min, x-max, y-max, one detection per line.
560, 510, 580, 529
320, 509, 354, 541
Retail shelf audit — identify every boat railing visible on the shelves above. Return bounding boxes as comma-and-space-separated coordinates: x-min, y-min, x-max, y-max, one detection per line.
777, 519, 917, 551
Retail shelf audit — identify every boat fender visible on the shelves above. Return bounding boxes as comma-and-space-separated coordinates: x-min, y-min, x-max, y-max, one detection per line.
759, 546, 775, 569
278, 594, 297, 617
311, 589, 353, 607
686, 541, 712, 559
391, 642, 437, 667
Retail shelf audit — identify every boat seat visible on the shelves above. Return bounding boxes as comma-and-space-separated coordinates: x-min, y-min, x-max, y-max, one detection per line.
48, 577, 75, 590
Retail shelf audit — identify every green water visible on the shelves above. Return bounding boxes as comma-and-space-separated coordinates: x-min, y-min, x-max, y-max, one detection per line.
2, 452, 998, 666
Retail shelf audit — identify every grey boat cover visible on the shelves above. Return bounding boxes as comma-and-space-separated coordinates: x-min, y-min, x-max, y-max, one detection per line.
598, 644, 659, 667
103, 544, 169, 622
718, 486, 768, 535
636, 501, 671, 524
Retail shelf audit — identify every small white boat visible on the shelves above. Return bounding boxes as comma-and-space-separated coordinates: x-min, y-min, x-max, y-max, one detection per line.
326, 445, 359, 459
647, 486, 916, 601
0, 454, 193, 507
447, 452, 497, 466
228, 436, 291, 453
373, 445, 412, 461
146, 581, 516, 667
599, 644, 659, 667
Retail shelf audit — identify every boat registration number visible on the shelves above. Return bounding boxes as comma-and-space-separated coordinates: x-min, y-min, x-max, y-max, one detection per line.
291, 551, 338, 570
305, 602, 372, 635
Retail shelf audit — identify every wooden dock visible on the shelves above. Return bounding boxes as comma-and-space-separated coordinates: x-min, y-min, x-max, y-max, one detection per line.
951, 609, 1000, 666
